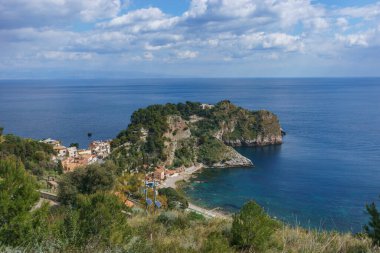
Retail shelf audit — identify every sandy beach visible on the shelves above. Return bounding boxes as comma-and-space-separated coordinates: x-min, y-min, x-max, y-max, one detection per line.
159, 164, 203, 189
159, 164, 229, 219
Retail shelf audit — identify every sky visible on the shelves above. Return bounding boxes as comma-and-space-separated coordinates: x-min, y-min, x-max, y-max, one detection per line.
0, 0, 380, 78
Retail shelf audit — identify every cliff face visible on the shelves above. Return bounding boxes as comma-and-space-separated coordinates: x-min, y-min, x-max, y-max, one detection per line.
112, 100, 282, 170
211, 102, 282, 146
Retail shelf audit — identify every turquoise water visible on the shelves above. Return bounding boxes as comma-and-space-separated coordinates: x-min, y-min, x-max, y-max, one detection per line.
0, 78, 379, 232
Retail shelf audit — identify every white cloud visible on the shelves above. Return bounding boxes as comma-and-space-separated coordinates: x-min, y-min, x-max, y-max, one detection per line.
336, 34, 368, 47
0, 0, 122, 28
338, 2, 380, 20
271, 0, 328, 30
184, 0, 208, 18
79, 0, 121, 22
240, 32, 304, 52
335, 29, 380, 48
176, 50, 199, 59
336, 17, 349, 30
99, 7, 179, 33
38, 51, 93, 60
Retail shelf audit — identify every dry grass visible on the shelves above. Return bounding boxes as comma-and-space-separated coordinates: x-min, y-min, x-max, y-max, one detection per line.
270, 224, 379, 253
126, 211, 380, 253
127, 211, 231, 252
1, 211, 379, 253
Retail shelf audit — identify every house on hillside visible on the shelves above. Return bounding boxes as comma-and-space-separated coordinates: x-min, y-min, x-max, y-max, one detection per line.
41, 138, 61, 147
78, 149, 92, 156
90, 140, 111, 159
200, 103, 214, 110
67, 147, 78, 158
154, 166, 165, 181
53, 145, 67, 157
62, 154, 97, 172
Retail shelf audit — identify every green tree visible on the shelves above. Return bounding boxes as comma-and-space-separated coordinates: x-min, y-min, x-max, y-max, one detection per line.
231, 201, 278, 251
57, 160, 64, 175
364, 199, 380, 246
55, 192, 131, 247
0, 158, 42, 245
0, 134, 57, 176
58, 163, 115, 205
69, 143, 79, 148
158, 187, 188, 209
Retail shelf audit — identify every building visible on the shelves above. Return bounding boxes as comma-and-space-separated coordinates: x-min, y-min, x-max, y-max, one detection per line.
90, 140, 111, 159
67, 147, 78, 158
78, 149, 92, 156
41, 138, 61, 147
165, 169, 178, 177
81, 154, 98, 165
53, 145, 67, 157
200, 103, 214, 110
62, 158, 82, 172
62, 154, 97, 172
154, 166, 165, 181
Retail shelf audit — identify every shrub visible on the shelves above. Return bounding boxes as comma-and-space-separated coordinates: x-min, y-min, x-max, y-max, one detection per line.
231, 201, 278, 251
156, 211, 190, 230
364, 199, 380, 246
53, 192, 132, 247
201, 232, 234, 253
158, 187, 188, 210
58, 163, 115, 205
187, 211, 206, 222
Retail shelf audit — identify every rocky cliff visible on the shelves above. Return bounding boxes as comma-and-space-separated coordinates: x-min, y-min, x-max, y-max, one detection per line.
112, 100, 282, 170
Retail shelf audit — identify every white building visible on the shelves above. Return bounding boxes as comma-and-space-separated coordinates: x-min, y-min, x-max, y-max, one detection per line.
90, 140, 111, 159
41, 138, 61, 147
67, 147, 78, 158
78, 149, 92, 156
200, 103, 214, 110
53, 145, 67, 157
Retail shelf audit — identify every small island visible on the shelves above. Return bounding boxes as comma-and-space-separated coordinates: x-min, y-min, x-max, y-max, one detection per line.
111, 100, 283, 171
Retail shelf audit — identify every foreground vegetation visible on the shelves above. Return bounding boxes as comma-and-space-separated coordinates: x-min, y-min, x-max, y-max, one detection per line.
0, 154, 379, 252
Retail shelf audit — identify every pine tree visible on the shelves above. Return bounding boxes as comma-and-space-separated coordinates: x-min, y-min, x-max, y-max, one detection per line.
0, 158, 41, 245
364, 200, 380, 246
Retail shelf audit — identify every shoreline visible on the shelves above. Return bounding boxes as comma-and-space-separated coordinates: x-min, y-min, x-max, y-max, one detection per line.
160, 164, 230, 219
159, 164, 203, 189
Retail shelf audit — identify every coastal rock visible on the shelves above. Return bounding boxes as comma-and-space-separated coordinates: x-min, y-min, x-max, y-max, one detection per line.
224, 134, 283, 147
209, 146, 253, 168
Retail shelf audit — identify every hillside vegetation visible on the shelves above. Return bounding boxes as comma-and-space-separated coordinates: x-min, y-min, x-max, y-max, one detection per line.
0, 133, 62, 177
111, 100, 282, 171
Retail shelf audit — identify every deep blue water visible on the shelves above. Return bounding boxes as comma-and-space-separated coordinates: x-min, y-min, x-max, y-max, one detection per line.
1, 78, 379, 232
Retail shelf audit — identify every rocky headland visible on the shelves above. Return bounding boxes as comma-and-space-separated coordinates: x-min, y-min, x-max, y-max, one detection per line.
111, 100, 282, 170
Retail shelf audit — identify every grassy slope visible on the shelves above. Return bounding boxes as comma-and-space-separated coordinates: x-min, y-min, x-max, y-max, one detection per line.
2, 211, 376, 253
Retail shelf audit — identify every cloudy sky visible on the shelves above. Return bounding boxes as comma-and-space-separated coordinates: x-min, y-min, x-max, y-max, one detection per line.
1, 0, 379, 78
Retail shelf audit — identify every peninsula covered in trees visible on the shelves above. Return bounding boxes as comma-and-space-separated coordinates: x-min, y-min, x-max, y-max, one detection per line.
111, 100, 283, 171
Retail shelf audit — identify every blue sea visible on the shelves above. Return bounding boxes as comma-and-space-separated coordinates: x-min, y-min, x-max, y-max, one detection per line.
1, 78, 379, 232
